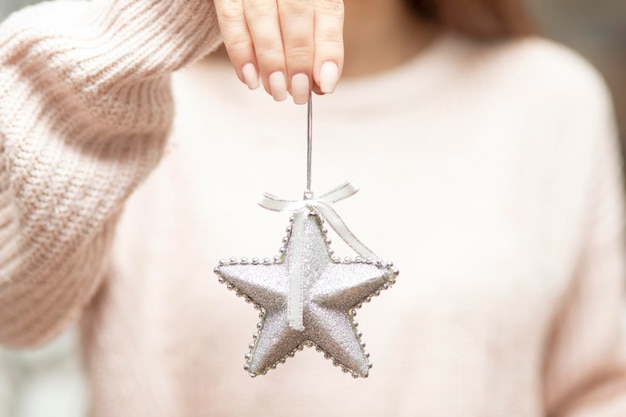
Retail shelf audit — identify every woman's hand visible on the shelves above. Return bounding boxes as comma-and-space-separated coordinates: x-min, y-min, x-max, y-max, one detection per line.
213, 0, 344, 104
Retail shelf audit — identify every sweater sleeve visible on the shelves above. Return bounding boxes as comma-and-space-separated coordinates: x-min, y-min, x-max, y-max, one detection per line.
0, 0, 222, 348
543, 77, 626, 416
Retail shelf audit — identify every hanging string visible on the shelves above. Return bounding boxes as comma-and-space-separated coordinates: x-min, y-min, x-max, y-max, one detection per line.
305, 93, 313, 199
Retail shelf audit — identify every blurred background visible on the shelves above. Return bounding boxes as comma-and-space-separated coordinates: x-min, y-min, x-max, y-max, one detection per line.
529, 0, 626, 142
0, 0, 625, 417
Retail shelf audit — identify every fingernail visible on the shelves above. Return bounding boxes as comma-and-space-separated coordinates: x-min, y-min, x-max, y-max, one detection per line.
269, 71, 288, 101
291, 74, 310, 105
319, 62, 339, 94
242, 63, 259, 90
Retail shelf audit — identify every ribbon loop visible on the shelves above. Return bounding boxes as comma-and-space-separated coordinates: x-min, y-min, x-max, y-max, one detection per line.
318, 180, 359, 204
259, 181, 377, 260
259, 193, 307, 212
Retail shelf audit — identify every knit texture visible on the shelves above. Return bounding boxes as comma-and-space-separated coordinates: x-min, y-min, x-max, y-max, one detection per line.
1, 1, 626, 416
0, 0, 221, 346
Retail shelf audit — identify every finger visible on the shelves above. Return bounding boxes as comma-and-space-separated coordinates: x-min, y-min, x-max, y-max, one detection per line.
313, 0, 344, 94
243, 0, 288, 101
277, 0, 315, 105
312, 84, 324, 95
214, 0, 260, 90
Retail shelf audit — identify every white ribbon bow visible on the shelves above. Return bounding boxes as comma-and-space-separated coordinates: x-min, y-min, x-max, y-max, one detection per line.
259, 181, 377, 331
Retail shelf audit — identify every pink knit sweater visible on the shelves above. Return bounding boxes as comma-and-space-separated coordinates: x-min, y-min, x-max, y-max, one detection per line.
2, 0, 626, 416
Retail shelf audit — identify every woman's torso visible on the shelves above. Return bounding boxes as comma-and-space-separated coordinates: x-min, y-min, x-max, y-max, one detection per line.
82, 34, 595, 417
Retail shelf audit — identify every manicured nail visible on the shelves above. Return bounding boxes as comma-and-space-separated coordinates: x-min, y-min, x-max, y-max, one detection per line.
319, 61, 339, 94
291, 73, 310, 105
242, 63, 259, 90
269, 71, 288, 101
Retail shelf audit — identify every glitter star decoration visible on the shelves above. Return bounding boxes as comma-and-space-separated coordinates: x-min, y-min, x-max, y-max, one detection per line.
215, 210, 398, 378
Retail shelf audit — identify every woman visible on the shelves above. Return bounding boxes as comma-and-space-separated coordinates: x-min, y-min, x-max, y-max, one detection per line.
1, 0, 624, 416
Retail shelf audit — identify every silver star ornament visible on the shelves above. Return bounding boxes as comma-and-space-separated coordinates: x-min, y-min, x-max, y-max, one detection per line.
215, 209, 398, 378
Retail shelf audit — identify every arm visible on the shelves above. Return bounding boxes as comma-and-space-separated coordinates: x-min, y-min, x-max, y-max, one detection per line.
0, 0, 222, 348
543, 76, 626, 416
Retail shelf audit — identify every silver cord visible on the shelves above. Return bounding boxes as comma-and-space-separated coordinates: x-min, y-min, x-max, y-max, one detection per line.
305, 93, 313, 197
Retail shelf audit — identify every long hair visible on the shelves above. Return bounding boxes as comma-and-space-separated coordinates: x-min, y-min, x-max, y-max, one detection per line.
405, 0, 534, 38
